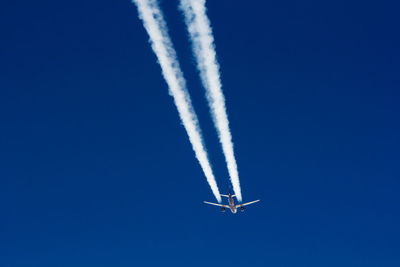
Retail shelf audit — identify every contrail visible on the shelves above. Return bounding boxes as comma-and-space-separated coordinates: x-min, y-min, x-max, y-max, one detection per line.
179, 0, 242, 201
132, 0, 221, 203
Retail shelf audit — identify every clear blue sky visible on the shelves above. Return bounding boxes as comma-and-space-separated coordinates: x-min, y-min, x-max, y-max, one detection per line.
1, 0, 399, 266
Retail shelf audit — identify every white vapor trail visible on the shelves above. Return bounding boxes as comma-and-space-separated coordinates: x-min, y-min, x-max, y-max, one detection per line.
179, 0, 242, 201
132, 0, 221, 203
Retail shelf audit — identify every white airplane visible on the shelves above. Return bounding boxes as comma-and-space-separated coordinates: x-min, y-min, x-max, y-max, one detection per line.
204, 192, 260, 213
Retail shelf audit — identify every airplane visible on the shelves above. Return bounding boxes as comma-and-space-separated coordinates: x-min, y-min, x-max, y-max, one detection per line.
204, 192, 260, 213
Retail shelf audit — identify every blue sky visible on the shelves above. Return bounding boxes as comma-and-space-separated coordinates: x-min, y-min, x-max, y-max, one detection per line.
1, 0, 399, 266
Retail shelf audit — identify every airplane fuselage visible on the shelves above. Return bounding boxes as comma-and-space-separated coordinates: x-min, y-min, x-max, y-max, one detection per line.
228, 194, 237, 213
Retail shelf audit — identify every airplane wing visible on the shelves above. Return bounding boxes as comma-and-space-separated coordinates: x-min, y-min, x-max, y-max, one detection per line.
203, 201, 230, 208
236, 200, 260, 208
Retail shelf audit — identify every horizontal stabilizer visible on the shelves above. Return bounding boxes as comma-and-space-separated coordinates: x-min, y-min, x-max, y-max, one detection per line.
220, 194, 235, 198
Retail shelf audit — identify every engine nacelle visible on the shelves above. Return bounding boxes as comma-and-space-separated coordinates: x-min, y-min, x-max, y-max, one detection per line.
240, 206, 244, 212
221, 207, 226, 212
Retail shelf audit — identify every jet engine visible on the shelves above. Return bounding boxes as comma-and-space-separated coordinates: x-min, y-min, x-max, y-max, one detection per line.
221, 207, 226, 212
240, 206, 244, 212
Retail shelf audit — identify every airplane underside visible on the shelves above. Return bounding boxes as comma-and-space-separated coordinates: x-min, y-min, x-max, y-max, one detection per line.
204, 194, 259, 214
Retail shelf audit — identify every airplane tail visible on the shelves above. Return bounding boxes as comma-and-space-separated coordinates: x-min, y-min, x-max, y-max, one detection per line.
221, 194, 235, 198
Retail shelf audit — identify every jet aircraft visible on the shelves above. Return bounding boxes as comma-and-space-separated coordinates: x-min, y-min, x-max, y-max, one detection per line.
204, 193, 259, 213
